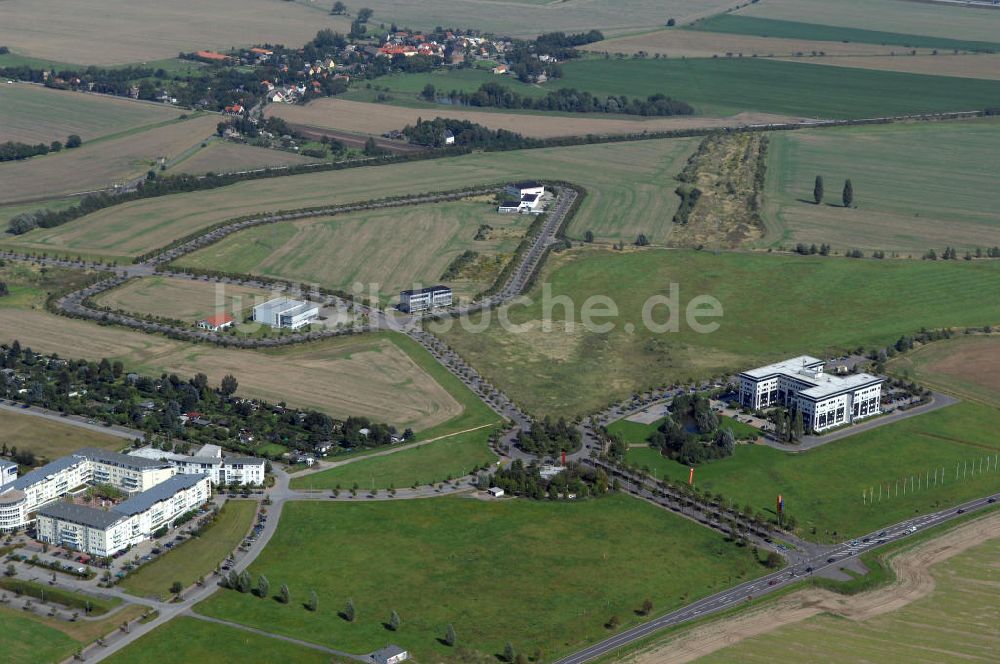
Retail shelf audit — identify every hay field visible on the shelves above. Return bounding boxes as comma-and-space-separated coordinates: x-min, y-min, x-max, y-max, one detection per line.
586, 28, 916, 58
174, 198, 529, 302
268, 98, 801, 139
695, 528, 1000, 663
2, 137, 698, 259
0, 114, 219, 204
302, 0, 735, 38
736, 0, 1000, 43
439, 247, 1000, 417
0, 84, 180, 144
0, 303, 460, 429
0, 0, 350, 65
762, 119, 1000, 253
779, 53, 1000, 81
94, 276, 272, 323
0, 409, 124, 460
888, 335, 1000, 408
171, 140, 322, 176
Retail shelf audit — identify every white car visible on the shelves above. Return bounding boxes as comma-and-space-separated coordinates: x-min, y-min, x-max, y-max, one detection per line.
908, 526, 917, 533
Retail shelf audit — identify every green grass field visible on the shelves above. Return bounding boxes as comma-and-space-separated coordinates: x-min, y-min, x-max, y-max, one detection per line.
440, 247, 1000, 418
689, 14, 1000, 53
609, 414, 758, 445
700, 533, 1000, 662
736, 0, 1000, 44
762, 120, 1000, 253
121, 501, 257, 599
289, 426, 499, 491
0, 83, 181, 144
94, 276, 270, 324
103, 616, 337, 664
552, 58, 1000, 119
174, 198, 529, 303
626, 401, 1000, 542
2, 138, 696, 259
0, 408, 125, 461
0, 609, 80, 664
195, 495, 768, 661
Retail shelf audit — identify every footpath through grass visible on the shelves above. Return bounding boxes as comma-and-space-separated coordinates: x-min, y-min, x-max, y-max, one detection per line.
120, 500, 256, 599
290, 425, 499, 491
196, 495, 769, 661
626, 401, 1000, 542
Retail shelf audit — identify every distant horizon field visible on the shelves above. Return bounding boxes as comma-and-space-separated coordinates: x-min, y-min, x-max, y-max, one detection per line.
626, 401, 1000, 542
761, 119, 1000, 253
439, 247, 1000, 417
1, 138, 697, 259
0, 84, 181, 144
173, 198, 529, 304
196, 495, 769, 661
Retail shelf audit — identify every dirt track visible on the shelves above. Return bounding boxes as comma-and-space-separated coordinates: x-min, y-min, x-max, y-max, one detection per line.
627, 510, 1000, 663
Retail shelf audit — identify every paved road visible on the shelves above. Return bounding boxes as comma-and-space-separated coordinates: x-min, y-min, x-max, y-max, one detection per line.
553, 490, 1000, 664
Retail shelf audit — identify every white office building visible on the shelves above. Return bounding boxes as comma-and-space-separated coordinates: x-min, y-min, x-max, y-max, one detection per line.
398, 285, 453, 313
0, 459, 17, 488
252, 297, 319, 329
738, 356, 884, 432
36, 474, 211, 557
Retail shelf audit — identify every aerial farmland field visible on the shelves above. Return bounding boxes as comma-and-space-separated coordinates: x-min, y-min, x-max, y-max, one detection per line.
1, 138, 698, 258
170, 140, 323, 176
174, 198, 531, 303
440, 247, 1000, 417
761, 119, 1000, 253
888, 334, 1000, 409
93, 276, 272, 324
0, 408, 125, 460
0, 83, 181, 144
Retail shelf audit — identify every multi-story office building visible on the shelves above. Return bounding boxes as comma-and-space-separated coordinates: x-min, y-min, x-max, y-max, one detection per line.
129, 445, 266, 486
398, 285, 453, 313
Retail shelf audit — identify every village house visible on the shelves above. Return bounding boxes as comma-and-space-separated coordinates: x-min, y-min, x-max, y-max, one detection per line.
197, 313, 234, 332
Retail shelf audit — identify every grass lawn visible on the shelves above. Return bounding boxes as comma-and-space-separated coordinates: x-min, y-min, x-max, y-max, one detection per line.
103, 616, 337, 664
440, 247, 1000, 418
607, 418, 666, 445
174, 198, 530, 304
700, 534, 1000, 663
120, 500, 257, 599
719, 415, 759, 440
0, 409, 125, 461
94, 276, 271, 326
289, 426, 499, 491
688, 14, 1000, 53
196, 495, 769, 661
1, 137, 697, 259
552, 57, 1000, 119
762, 119, 1000, 253
0, 603, 147, 664
888, 334, 1000, 408
625, 401, 1000, 542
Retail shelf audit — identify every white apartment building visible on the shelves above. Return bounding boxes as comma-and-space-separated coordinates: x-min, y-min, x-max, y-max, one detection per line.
398, 285, 453, 313
738, 356, 884, 433
129, 445, 265, 486
0, 459, 17, 488
0, 448, 173, 532
252, 297, 319, 329
36, 474, 211, 557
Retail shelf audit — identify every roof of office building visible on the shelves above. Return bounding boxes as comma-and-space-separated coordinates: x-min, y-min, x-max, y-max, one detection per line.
400, 285, 452, 297
74, 448, 172, 470
739, 356, 825, 380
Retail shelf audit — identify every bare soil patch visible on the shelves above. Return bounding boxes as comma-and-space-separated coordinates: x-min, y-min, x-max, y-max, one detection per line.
779, 53, 1000, 81
626, 510, 1000, 663
267, 98, 802, 139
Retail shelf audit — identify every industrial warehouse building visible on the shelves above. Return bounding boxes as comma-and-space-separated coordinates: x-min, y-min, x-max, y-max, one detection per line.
35, 474, 211, 557
738, 356, 884, 433
398, 285, 453, 313
252, 297, 319, 329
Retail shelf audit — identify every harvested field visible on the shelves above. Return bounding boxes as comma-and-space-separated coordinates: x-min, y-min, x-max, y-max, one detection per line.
888, 335, 1000, 408
2, 138, 698, 259
0, 83, 180, 144
0, 305, 460, 429
762, 119, 1000, 253
171, 140, 322, 176
268, 98, 801, 139
586, 28, 918, 58
174, 198, 530, 303
780, 53, 1000, 81
94, 276, 272, 324
0, 0, 351, 65
669, 132, 767, 249
632, 511, 1000, 663
0, 114, 219, 204
0, 408, 124, 460
735, 0, 1000, 43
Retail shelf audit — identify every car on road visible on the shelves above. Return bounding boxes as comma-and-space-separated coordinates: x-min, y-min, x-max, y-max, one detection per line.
804, 566, 813, 573
989, 497, 996, 504
908, 525, 917, 533
826, 557, 836, 563
767, 579, 777, 586
957, 508, 965, 514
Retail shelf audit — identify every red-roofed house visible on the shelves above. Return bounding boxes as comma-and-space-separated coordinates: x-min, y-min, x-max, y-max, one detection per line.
195, 50, 231, 62
198, 313, 235, 331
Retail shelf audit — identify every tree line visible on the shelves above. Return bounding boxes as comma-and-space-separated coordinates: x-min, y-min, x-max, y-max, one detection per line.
0, 135, 81, 162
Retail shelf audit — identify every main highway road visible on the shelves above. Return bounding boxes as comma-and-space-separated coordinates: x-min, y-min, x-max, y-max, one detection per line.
554, 489, 1000, 664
